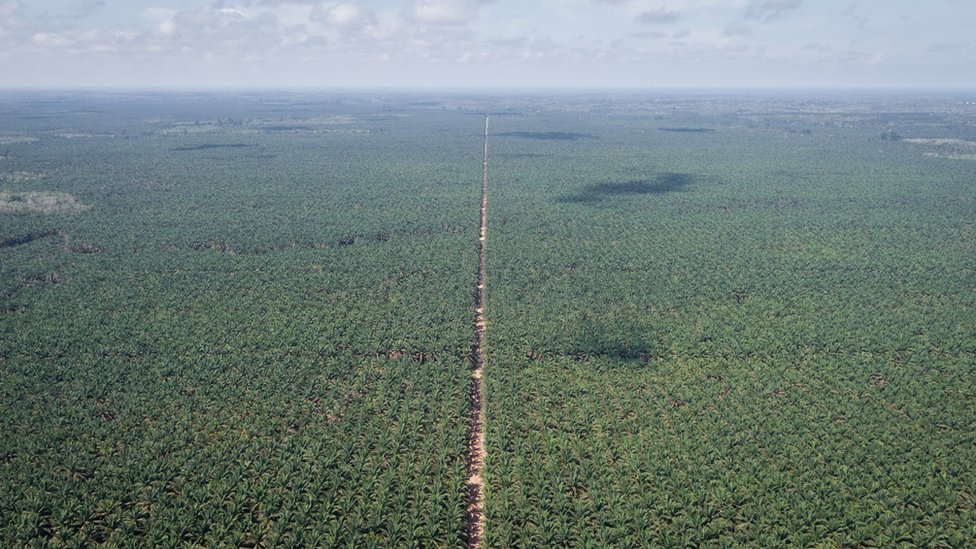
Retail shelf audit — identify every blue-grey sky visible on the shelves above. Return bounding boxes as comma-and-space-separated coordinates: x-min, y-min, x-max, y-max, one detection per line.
0, 0, 973, 88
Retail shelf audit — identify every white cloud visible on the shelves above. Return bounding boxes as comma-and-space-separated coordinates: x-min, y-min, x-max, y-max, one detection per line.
1, 0, 974, 88
310, 2, 375, 28
322, 3, 359, 26
407, 0, 480, 26
32, 32, 71, 47
142, 7, 177, 39
158, 18, 176, 36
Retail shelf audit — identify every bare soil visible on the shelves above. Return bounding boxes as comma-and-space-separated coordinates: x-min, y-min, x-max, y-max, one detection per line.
466, 115, 489, 549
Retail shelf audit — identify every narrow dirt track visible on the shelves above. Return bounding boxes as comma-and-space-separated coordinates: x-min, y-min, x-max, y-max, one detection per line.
466, 115, 489, 549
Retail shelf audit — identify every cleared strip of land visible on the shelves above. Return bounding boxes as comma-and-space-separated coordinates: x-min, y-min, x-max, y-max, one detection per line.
466, 115, 489, 549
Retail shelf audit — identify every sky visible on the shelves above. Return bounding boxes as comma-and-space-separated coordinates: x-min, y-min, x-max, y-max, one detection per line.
0, 0, 973, 89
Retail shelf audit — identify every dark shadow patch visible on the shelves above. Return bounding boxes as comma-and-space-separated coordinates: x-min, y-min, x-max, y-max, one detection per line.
172, 143, 257, 151
0, 229, 60, 249
497, 131, 596, 141
22, 272, 60, 284
659, 127, 715, 133
191, 240, 231, 252
68, 243, 104, 254
570, 317, 656, 362
558, 173, 695, 204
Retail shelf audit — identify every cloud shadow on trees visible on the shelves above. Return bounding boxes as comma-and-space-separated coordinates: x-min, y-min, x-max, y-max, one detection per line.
557, 172, 695, 204
569, 316, 657, 362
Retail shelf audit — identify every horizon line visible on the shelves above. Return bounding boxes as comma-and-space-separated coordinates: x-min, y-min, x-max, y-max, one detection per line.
1, 85, 975, 94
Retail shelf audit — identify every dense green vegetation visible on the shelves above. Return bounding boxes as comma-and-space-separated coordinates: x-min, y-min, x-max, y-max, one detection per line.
1, 90, 975, 546
484, 95, 976, 547
0, 92, 481, 546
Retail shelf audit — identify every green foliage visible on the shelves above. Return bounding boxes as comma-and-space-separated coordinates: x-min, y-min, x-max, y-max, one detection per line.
2, 90, 975, 546
484, 95, 976, 547
0, 92, 479, 547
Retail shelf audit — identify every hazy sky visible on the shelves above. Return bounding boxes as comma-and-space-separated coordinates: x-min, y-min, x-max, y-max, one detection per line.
1, 0, 973, 88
